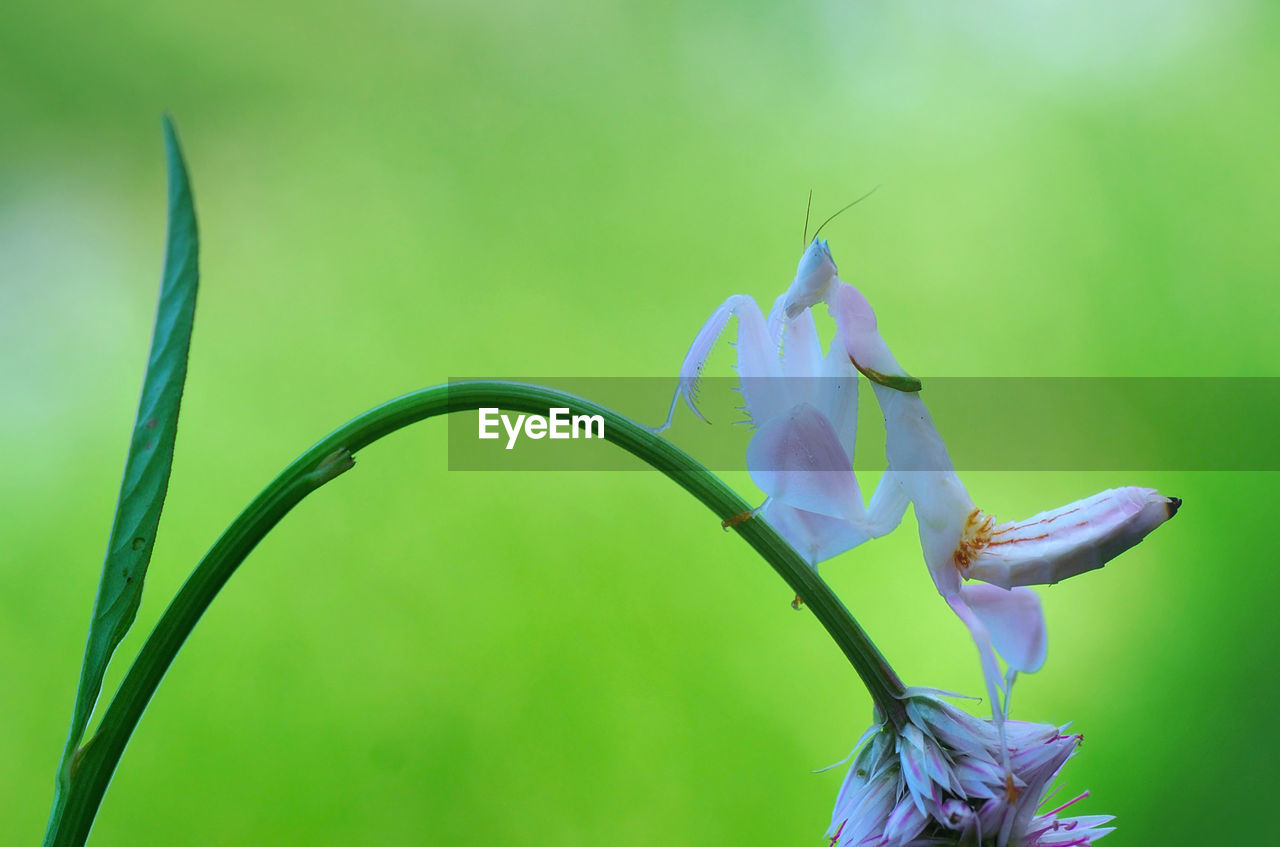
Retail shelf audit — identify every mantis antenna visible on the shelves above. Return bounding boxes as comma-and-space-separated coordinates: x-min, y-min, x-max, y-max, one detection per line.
811, 184, 882, 242
801, 189, 814, 247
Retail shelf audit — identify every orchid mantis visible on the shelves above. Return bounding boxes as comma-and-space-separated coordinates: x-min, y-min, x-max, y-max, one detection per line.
658, 237, 912, 567
663, 231, 1179, 730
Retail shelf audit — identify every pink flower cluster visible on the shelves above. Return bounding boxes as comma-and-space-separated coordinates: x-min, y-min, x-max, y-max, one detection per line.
828, 693, 1112, 847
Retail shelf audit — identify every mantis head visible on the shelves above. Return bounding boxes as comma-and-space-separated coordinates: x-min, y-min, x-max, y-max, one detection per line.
782, 238, 839, 319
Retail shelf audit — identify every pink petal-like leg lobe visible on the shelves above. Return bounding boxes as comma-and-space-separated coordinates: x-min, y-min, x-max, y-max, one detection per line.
966, 487, 1180, 589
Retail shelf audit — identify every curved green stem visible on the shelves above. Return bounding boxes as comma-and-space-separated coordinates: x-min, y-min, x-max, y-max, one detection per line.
45, 380, 906, 847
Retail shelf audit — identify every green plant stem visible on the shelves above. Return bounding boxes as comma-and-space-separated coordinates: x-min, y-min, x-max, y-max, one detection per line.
45, 380, 907, 847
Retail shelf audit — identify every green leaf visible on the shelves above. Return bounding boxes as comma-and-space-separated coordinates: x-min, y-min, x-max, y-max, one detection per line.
47, 115, 199, 826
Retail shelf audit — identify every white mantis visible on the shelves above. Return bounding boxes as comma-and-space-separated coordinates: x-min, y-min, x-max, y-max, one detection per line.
657, 197, 919, 566
661, 205, 1180, 725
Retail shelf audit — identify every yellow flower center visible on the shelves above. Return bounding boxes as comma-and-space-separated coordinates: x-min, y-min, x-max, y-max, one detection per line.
953, 508, 995, 576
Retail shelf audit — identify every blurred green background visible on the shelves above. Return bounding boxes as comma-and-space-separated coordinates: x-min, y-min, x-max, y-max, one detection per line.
2, 1, 1277, 844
